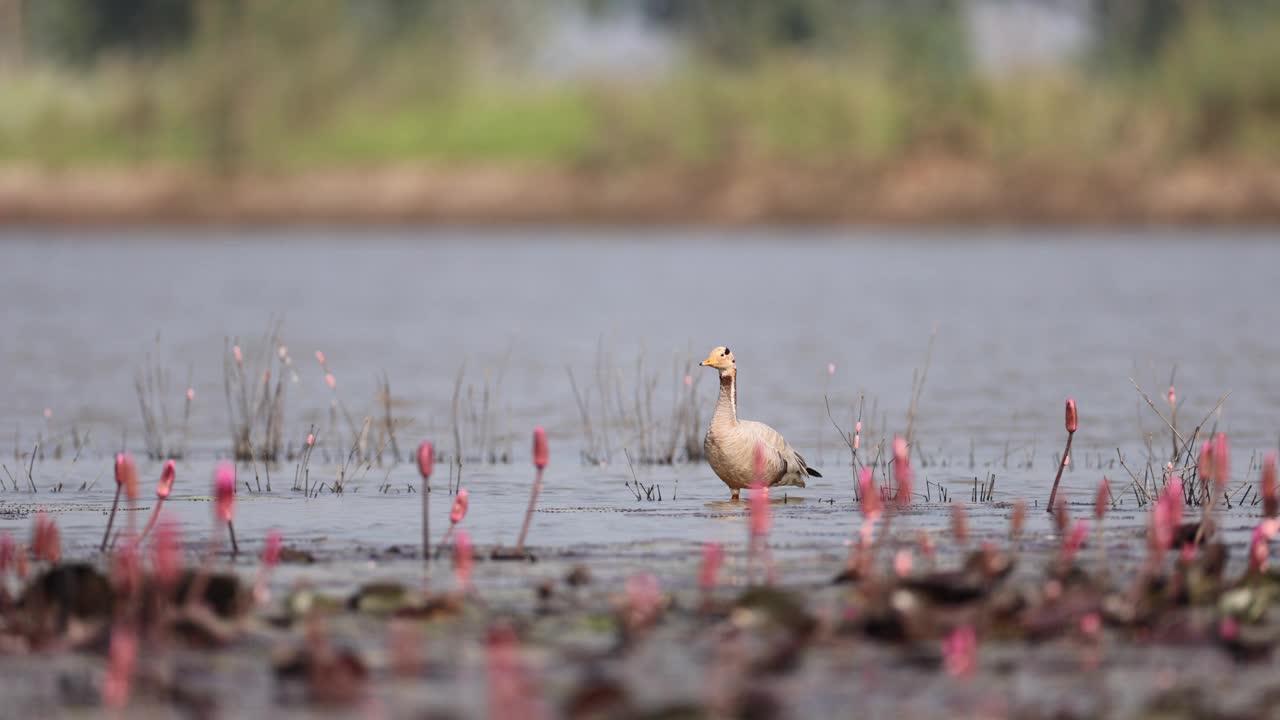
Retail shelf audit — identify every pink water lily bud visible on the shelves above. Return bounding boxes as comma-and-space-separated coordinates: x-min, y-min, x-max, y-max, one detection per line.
325, 373, 336, 390
101, 626, 138, 709
1248, 522, 1276, 572
112, 538, 141, 596
859, 468, 882, 521
1065, 398, 1078, 433
214, 462, 236, 523
151, 520, 181, 587
306, 433, 315, 447
1167, 385, 1176, 408
263, 529, 283, 567
854, 421, 862, 434
951, 504, 969, 544
917, 530, 936, 562
1094, 476, 1110, 521
1263, 452, 1277, 518
942, 625, 977, 679
625, 572, 662, 629
750, 485, 771, 538
1061, 520, 1089, 564
450, 488, 470, 524
1011, 499, 1027, 540
186, 387, 194, 401
893, 549, 913, 578
533, 427, 549, 470
699, 542, 724, 592
417, 441, 433, 480
157, 459, 176, 499
115, 453, 137, 490
0, 532, 14, 573
1198, 442, 1214, 486
314, 351, 326, 366
1212, 433, 1230, 489
232, 345, 242, 365
32, 512, 60, 564
454, 530, 474, 589
892, 434, 912, 508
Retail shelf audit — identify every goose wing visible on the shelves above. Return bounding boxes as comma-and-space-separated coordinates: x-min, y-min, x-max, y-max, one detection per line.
739, 420, 821, 486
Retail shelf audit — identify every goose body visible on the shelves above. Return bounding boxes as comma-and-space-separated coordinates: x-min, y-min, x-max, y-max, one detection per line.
700, 346, 820, 500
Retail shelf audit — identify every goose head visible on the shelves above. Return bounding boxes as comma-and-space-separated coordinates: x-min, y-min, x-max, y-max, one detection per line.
700, 346, 736, 376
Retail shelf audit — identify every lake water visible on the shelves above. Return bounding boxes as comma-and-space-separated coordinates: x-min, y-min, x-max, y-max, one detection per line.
0, 227, 1277, 556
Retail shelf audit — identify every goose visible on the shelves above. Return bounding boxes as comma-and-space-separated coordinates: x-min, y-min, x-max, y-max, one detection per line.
700, 346, 821, 500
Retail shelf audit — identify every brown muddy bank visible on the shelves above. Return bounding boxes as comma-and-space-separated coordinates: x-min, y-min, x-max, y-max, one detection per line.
2, 158, 1280, 226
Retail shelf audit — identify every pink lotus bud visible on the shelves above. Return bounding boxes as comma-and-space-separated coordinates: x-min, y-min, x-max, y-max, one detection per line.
1011, 499, 1027, 539
1094, 476, 1110, 520
699, 542, 724, 592
101, 626, 138, 709
1080, 612, 1102, 638
115, 453, 137, 490
315, 351, 326, 366
1180, 542, 1197, 564
854, 421, 862, 434
750, 485, 771, 537
214, 462, 236, 523
1263, 452, 1277, 517
859, 468, 882, 521
157, 459, 176, 499
1061, 520, 1088, 564
942, 625, 977, 679
186, 387, 194, 401
111, 538, 141, 595
450, 488, 469, 524
32, 512, 60, 564
1249, 525, 1270, 572
892, 434, 912, 508
263, 529, 283, 567
951, 504, 969, 544
917, 530, 936, 561
1212, 433, 1229, 489
454, 530, 474, 588
533, 427, 549, 470
325, 373, 336, 390
233, 345, 242, 365
625, 572, 662, 628
1167, 385, 1176, 408
306, 433, 315, 447
0, 533, 13, 573
151, 520, 181, 587
893, 549, 913, 578
1065, 398, 1078, 433
853, 434, 860, 451
1198, 442, 1214, 485
416, 441, 433, 480
1151, 477, 1184, 553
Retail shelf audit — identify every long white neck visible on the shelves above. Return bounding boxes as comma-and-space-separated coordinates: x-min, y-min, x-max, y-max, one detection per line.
714, 371, 738, 425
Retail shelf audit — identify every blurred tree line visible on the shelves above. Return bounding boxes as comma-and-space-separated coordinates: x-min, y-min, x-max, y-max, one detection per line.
14, 0, 1272, 69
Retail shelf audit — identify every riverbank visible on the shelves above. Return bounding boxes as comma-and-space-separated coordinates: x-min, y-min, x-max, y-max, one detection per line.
3, 158, 1279, 226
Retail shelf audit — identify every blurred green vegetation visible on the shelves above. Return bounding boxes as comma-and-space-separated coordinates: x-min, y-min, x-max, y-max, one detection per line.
1, 0, 1279, 174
